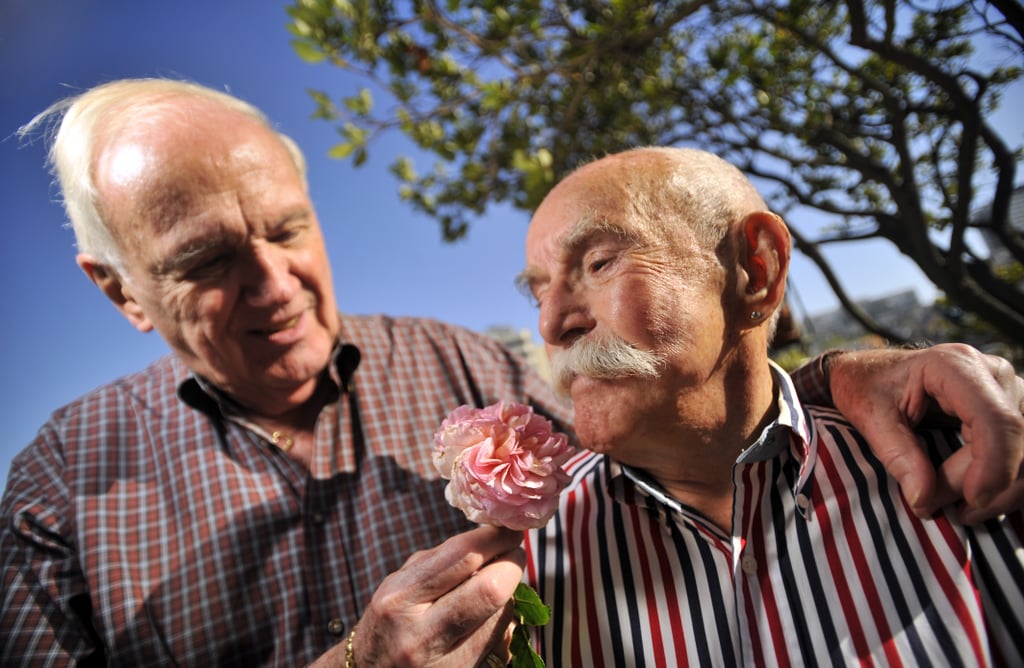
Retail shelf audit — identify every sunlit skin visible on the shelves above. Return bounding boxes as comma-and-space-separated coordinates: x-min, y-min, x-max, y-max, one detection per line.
81, 100, 340, 419
521, 151, 787, 528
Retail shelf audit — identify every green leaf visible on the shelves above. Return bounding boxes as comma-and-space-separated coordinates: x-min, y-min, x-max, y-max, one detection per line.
510, 625, 544, 668
328, 142, 356, 159
513, 582, 550, 626
286, 0, 1024, 345
391, 156, 417, 182
308, 89, 342, 121
343, 88, 374, 115
291, 39, 326, 64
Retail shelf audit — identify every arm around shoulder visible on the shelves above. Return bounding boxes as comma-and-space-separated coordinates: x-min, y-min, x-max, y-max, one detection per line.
822, 343, 1024, 522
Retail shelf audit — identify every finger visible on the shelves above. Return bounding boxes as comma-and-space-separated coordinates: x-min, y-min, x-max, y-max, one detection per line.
920, 351, 1024, 509
354, 530, 524, 665
430, 546, 525, 647
985, 353, 1021, 394
437, 557, 522, 666
856, 414, 938, 516
957, 413, 1023, 509
404, 526, 524, 603
960, 478, 1024, 524
475, 605, 516, 668
481, 652, 510, 668
917, 446, 971, 518
984, 354, 1024, 413
936, 397, 1023, 510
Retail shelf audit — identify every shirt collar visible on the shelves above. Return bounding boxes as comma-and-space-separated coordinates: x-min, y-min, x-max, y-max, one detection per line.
612, 360, 818, 517
176, 340, 362, 418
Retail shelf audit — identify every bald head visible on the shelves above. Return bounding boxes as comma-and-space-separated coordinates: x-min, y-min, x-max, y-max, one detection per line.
22, 78, 307, 269
550, 147, 768, 254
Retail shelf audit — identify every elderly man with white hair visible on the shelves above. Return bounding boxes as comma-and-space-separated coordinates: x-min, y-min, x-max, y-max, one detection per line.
3, 79, 1022, 666
519, 146, 1024, 666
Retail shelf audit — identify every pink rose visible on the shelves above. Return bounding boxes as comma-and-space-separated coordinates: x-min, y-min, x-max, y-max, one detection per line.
433, 400, 574, 531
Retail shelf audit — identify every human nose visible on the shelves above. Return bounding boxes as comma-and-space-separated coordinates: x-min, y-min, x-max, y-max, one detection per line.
537, 281, 594, 348
240, 245, 299, 307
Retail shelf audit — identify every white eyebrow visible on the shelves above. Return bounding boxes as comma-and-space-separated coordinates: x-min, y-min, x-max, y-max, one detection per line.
516, 212, 642, 298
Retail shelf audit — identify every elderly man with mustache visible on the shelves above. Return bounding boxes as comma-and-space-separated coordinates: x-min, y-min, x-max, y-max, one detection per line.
519, 147, 1024, 666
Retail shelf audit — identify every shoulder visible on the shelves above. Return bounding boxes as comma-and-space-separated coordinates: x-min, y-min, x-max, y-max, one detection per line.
11, 354, 187, 471
338, 313, 534, 373
4, 354, 184, 510
340, 313, 501, 350
802, 404, 964, 495
563, 449, 607, 488
48, 354, 186, 423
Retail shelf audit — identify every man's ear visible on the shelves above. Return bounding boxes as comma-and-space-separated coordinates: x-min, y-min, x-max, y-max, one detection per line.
737, 211, 790, 322
76, 253, 155, 333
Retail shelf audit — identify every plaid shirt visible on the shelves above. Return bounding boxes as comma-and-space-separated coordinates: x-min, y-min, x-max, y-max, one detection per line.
1, 314, 833, 667
0, 314, 575, 666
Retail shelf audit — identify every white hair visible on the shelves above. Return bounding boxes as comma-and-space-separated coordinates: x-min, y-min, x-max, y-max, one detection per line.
614, 147, 767, 251
18, 78, 308, 271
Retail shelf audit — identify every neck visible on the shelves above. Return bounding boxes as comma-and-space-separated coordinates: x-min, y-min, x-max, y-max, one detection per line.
639, 357, 778, 533
239, 378, 334, 470
238, 374, 333, 432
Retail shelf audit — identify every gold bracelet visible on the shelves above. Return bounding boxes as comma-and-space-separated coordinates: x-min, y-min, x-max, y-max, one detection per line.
344, 627, 357, 668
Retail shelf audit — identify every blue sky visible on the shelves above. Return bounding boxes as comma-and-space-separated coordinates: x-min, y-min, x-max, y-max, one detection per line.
1, 0, 1021, 484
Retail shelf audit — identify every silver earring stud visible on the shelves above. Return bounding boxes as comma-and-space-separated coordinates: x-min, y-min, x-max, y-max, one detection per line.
750, 311, 762, 320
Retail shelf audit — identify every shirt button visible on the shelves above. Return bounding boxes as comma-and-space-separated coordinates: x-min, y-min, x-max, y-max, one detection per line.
795, 493, 810, 510
311, 512, 325, 524
327, 618, 346, 636
741, 554, 758, 575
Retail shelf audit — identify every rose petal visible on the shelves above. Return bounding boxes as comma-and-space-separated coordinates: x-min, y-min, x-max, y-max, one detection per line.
434, 400, 574, 529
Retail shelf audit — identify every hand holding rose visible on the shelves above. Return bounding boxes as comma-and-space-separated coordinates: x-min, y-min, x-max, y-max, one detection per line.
312, 526, 524, 668
327, 401, 572, 668
434, 401, 574, 667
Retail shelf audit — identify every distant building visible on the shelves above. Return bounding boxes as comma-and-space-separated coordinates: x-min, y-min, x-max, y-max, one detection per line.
975, 184, 1024, 270
485, 325, 552, 383
807, 289, 938, 347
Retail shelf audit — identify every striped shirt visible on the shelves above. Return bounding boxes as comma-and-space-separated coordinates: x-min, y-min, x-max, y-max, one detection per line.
523, 363, 1024, 667
0, 314, 572, 666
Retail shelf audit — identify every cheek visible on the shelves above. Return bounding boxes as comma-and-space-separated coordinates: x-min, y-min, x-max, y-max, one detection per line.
162, 283, 233, 333
605, 278, 684, 347
295, 244, 334, 294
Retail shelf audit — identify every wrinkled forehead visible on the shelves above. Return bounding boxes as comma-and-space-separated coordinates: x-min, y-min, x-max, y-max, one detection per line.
95, 111, 292, 234
527, 165, 662, 261
521, 183, 648, 299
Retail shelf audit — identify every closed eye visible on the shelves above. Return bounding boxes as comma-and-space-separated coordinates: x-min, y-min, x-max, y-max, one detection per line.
588, 255, 614, 273
187, 252, 232, 279
515, 276, 541, 308
268, 224, 303, 245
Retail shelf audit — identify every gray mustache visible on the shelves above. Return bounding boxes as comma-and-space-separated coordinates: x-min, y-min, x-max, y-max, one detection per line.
549, 335, 665, 392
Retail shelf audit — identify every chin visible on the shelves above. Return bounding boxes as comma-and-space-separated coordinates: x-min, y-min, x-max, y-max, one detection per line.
579, 438, 615, 455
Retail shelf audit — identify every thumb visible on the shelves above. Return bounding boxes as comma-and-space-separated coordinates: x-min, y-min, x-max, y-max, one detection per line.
857, 418, 940, 517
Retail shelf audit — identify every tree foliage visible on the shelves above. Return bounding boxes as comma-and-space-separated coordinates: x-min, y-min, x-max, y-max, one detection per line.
287, 0, 1024, 343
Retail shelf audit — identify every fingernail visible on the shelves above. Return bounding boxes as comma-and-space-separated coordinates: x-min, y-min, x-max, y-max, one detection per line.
912, 503, 936, 519
959, 507, 982, 525
973, 492, 994, 509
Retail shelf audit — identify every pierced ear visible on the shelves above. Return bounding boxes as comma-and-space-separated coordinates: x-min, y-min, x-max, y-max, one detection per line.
738, 212, 790, 320
76, 253, 155, 333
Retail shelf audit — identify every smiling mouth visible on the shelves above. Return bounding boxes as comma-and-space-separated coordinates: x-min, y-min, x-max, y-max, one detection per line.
253, 315, 300, 335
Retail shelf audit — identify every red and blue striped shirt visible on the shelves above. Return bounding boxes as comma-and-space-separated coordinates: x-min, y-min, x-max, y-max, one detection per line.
523, 364, 1024, 667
